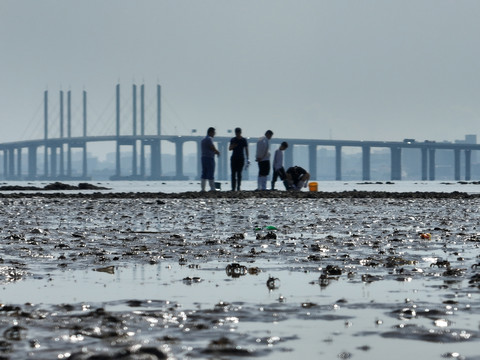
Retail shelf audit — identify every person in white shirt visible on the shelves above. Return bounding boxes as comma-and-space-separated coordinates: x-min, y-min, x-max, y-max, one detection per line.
255, 130, 273, 190
271, 141, 288, 190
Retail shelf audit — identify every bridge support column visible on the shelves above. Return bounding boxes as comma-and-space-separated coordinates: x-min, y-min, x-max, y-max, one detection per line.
132, 85, 137, 177
28, 146, 37, 179
8, 148, 14, 179
428, 148, 436, 180
175, 141, 184, 179
43, 146, 48, 178
150, 140, 161, 179
285, 144, 293, 169
308, 144, 317, 180
390, 147, 401, 180
362, 146, 370, 181
2, 150, 6, 179
132, 141, 138, 177
454, 149, 461, 180
218, 140, 229, 181
140, 141, 146, 178
50, 146, 57, 178
196, 141, 202, 179
115, 140, 121, 177
82, 144, 87, 178
421, 148, 428, 180
67, 145, 72, 177
16, 148, 22, 179
115, 84, 121, 178
59, 146, 64, 177
465, 149, 471, 181
335, 146, 342, 181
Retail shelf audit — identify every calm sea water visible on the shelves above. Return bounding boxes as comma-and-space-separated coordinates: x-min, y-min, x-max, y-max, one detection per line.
2, 179, 480, 194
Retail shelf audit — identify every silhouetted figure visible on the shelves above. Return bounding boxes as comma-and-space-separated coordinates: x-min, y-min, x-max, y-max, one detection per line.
255, 130, 273, 190
229, 127, 249, 191
201, 127, 220, 191
271, 141, 288, 190
284, 166, 310, 191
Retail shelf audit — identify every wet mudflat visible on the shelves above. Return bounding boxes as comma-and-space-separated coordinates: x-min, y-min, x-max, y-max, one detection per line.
1, 192, 480, 359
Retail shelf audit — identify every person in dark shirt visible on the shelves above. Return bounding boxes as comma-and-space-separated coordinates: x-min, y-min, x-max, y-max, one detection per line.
229, 127, 249, 191
271, 141, 288, 190
284, 166, 310, 191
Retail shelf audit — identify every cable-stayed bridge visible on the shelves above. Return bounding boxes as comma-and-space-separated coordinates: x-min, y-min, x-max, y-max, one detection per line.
1, 85, 479, 181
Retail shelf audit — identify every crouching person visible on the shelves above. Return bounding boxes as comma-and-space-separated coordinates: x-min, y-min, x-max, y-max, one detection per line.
284, 166, 310, 191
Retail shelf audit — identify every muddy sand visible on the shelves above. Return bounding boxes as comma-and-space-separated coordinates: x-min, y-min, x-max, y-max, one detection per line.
0, 190, 480, 359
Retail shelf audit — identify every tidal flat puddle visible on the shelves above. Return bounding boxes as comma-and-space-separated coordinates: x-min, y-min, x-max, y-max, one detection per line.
1, 260, 480, 359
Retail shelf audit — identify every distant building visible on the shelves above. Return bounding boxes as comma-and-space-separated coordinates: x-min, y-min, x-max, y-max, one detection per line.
455, 134, 477, 144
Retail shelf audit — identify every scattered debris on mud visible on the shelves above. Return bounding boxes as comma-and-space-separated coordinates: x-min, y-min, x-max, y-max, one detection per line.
0, 193, 480, 359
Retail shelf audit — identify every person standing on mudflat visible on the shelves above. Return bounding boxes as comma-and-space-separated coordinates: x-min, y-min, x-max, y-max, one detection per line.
229, 127, 249, 191
200, 127, 220, 191
255, 130, 273, 190
271, 141, 288, 190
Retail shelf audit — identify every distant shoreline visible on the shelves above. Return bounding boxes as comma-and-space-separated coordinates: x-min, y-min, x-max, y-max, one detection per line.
1, 181, 479, 199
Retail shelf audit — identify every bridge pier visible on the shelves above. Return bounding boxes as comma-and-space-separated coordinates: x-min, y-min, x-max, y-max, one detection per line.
149, 140, 161, 179
115, 142, 121, 178
59, 146, 65, 177
8, 148, 15, 179
362, 146, 370, 181
82, 144, 87, 178
132, 85, 138, 178
50, 146, 57, 178
309, 144, 317, 179
43, 145, 48, 178
465, 149, 471, 180
175, 140, 185, 180
285, 144, 293, 170
2, 150, 5, 179
132, 140, 138, 177
421, 148, 428, 180
16, 148, 22, 179
454, 149, 460, 180
429, 148, 436, 180
1, 149, 15, 179
67, 145, 72, 177
28, 146, 37, 179
390, 147, 402, 180
335, 146, 342, 180
218, 140, 229, 181
140, 141, 146, 178
196, 141, 202, 179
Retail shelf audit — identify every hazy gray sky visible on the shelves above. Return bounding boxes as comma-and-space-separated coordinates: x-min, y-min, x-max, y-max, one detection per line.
1, 0, 480, 145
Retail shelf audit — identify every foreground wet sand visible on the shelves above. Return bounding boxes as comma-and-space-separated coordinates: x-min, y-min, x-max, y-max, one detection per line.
1, 191, 480, 359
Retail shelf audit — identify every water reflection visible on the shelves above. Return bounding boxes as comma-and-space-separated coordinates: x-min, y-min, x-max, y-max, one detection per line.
1, 196, 480, 359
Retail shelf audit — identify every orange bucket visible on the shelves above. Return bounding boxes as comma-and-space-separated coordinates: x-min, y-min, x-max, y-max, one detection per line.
308, 182, 318, 192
